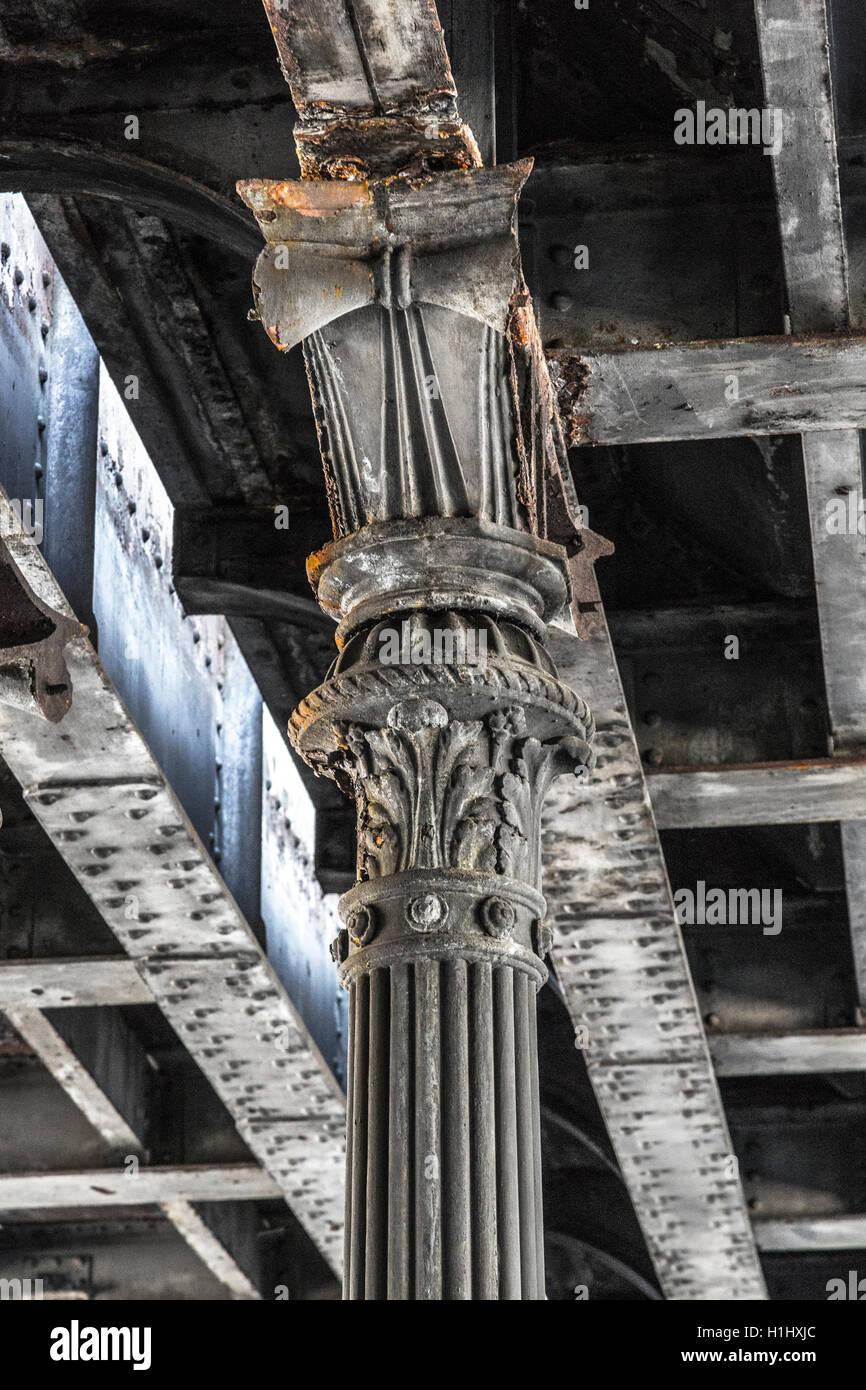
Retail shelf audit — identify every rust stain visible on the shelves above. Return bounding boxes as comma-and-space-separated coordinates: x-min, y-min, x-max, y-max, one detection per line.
306, 543, 331, 592
295, 114, 481, 185
237, 177, 370, 215
547, 351, 593, 448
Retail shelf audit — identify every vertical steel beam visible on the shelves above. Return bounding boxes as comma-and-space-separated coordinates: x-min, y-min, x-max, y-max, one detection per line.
755, 0, 866, 1010
754, 0, 849, 335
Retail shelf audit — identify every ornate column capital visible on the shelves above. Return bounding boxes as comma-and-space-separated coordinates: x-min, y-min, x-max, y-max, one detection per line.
240, 150, 610, 1299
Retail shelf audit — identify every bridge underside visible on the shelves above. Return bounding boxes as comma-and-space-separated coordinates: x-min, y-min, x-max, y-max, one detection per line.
0, 0, 864, 1302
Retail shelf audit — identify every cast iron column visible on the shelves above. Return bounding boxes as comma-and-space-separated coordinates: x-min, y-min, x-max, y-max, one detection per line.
240, 164, 602, 1299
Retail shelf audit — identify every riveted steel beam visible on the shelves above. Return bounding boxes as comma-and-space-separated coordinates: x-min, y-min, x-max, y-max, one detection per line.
0, 958, 152, 1010
0, 478, 347, 1277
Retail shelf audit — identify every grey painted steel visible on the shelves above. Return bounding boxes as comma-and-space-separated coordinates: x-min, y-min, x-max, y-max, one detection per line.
159, 1203, 261, 1301
5, 1008, 143, 1155
441, 1, 496, 167
550, 335, 866, 447
754, 0, 849, 334
755, 1217, 866, 1252
0, 485, 347, 1276
0, 1165, 280, 1211
94, 359, 343, 1068
0, 1229, 238, 1303
647, 757, 866, 829
842, 823, 866, 1015
42, 274, 99, 632
0, 958, 152, 1009
3, 1007, 261, 1297
608, 601, 813, 651
0, 198, 348, 1275
802, 431, 866, 754
545, 620, 768, 1300
711, 1029, 866, 1077
260, 709, 344, 1073
802, 432, 866, 1007
753, 0, 866, 1017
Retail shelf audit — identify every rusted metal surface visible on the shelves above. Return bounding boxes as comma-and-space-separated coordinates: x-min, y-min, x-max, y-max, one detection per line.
547, 352, 592, 450
249, 0, 612, 1298
263, 209, 594, 1295
251, 1, 611, 639
238, 161, 532, 351
261, 0, 479, 181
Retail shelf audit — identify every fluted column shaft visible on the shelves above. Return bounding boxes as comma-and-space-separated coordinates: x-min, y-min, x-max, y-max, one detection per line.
343, 955, 544, 1300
